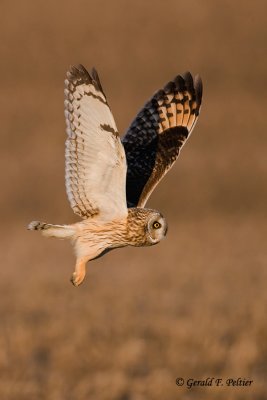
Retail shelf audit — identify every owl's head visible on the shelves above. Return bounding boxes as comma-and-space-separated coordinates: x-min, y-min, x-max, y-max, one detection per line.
146, 211, 168, 245
126, 208, 168, 247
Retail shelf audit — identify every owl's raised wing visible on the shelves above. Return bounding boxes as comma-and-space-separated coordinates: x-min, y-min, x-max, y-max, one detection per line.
64, 65, 127, 219
122, 72, 202, 208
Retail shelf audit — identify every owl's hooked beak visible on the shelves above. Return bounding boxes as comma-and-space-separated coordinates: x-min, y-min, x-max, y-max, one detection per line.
164, 223, 168, 237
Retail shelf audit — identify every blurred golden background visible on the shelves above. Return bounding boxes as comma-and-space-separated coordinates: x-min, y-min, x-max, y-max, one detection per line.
1, 0, 267, 399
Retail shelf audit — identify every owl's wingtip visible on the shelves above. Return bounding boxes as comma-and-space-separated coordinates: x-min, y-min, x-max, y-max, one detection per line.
194, 74, 203, 108
66, 64, 92, 85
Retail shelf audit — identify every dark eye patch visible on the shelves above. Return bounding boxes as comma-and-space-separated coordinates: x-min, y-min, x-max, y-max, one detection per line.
153, 221, 161, 229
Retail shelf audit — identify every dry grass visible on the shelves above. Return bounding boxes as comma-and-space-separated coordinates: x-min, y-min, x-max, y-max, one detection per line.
1, 0, 267, 399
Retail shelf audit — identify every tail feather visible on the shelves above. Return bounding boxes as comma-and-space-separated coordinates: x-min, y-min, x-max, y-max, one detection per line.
27, 221, 75, 239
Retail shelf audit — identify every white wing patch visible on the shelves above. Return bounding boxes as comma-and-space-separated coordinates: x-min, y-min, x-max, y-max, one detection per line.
64, 65, 127, 220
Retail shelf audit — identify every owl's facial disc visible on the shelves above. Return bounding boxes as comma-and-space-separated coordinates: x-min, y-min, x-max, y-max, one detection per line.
147, 213, 168, 244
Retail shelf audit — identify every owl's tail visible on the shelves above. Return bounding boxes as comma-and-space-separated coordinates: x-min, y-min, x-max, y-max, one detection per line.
27, 221, 75, 239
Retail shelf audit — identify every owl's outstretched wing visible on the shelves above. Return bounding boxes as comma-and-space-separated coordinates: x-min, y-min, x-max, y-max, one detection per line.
64, 65, 127, 219
122, 72, 202, 208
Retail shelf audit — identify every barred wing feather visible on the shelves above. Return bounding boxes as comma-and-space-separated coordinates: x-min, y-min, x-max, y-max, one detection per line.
64, 65, 127, 219
122, 72, 202, 208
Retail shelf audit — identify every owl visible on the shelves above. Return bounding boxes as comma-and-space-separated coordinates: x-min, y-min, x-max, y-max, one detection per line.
28, 64, 202, 286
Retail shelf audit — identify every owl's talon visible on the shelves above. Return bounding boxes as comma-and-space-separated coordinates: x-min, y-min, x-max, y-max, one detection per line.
71, 273, 81, 286
71, 258, 87, 287
70, 272, 84, 287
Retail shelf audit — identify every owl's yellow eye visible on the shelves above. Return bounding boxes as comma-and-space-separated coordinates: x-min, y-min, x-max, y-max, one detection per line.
153, 221, 161, 229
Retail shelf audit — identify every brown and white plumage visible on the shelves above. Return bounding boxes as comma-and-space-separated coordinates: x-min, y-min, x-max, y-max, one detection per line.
64, 65, 127, 220
122, 72, 202, 207
28, 64, 202, 286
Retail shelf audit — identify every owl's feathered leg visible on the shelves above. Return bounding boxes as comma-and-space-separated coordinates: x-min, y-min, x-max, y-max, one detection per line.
28, 221, 75, 239
71, 256, 88, 287
28, 221, 89, 286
